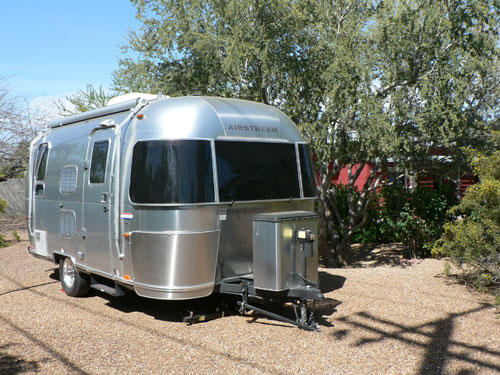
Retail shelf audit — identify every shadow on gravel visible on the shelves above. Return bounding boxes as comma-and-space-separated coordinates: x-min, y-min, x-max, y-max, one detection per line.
0, 316, 89, 375
104, 292, 341, 331
335, 304, 500, 375
48, 266, 228, 319
0, 280, 58, 298
48, 264, 341, 330
104, 292, 231, 323
347, 243, 410, 268
319, 272, 346, 293
0, 344, 39, 375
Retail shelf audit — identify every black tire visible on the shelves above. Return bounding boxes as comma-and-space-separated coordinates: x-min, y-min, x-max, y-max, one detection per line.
59, 257, 90, 297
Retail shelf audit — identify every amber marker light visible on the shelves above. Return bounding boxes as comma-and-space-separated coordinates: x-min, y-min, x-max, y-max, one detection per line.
123, 232, 131, 239
124, 275, 131, 281
137, 113, 145, 120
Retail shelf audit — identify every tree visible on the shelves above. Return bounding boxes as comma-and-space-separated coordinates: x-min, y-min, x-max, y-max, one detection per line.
55, 84, 113, 116
312, 0, 500, 264
0, 77, 47, 181
113, 0, 500, 266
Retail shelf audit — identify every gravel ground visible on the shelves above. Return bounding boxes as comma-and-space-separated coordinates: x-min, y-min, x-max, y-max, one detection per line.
0, 229, 499, 375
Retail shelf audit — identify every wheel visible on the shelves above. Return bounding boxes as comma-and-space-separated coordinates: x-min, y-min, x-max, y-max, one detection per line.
59, 257, 90, 297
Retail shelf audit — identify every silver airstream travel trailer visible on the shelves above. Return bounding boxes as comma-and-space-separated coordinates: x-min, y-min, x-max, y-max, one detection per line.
26, 94, 324, 330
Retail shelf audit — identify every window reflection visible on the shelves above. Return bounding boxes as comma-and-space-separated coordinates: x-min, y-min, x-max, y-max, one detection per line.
90, 141, 109, 184
298, 144, 317, 198
215, 141, 300, 201
130, 140, 214, 204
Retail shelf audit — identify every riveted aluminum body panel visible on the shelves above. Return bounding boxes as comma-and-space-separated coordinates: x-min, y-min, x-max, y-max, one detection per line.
130, 230, 220, 299
253, 211, 318, 291
216, 200, 315, 281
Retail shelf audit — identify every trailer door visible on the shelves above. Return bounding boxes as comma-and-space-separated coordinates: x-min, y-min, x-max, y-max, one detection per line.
82, 129, 115, 274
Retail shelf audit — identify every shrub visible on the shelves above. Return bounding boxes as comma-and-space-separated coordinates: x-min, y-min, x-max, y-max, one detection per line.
0, 199, 6, 215
433, 151, 500, 295
328, 180, 457, 258
379, 182, 458, 258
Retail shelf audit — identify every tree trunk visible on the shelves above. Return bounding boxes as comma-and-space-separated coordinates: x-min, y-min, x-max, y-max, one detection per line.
317, 196, 336, 267
336, 233, 354, 265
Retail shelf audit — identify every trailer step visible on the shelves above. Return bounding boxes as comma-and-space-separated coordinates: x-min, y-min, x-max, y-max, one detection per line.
90, 278, 127, 297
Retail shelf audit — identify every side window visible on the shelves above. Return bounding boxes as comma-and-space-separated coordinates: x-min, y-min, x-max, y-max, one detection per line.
60, 166, 78, 194
298, 144, 317, 198
35, 143, 49, 180
34, 143, 49, 197
90, 141, 109, 184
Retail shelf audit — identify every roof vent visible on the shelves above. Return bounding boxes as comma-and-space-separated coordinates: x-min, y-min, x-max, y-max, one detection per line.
107, 93, 159, 106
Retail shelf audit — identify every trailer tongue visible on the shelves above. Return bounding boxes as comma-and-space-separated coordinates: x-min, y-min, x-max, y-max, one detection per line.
209, 211, 325, 331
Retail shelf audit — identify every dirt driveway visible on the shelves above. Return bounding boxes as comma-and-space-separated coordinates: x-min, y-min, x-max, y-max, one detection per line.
0, 231, 499, 374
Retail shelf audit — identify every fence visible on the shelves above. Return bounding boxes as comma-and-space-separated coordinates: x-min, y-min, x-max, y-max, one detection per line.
0, 178, 26, 219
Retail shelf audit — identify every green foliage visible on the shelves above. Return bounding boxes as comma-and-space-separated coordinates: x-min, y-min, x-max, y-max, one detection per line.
364, 183, 459, 258
443, 262, 452, 277
327, 181, 458, 258
0, 199, 6, 216
433, 150, 500, 294
114, 0, 500, 265
12, 230, 20, 242
56, 84, 113, 116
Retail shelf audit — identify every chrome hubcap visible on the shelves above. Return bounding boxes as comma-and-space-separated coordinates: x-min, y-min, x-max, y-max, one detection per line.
62, 258, 75, 288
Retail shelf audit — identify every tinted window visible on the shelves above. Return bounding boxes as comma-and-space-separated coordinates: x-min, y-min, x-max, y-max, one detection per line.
35, 183, 44, 196
215, 141, 300, 202
130, 140, 215, 204
36, 143, 49, 180
90, 141, 109, 184
298, 144, 317, 197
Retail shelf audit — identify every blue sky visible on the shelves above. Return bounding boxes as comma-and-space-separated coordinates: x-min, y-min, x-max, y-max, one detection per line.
1, 1, 140, 102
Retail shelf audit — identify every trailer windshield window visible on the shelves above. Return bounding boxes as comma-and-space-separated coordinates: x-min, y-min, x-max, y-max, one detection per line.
298, 144, 317, 198
130, 140, 215, 204
215, 141, 300, 202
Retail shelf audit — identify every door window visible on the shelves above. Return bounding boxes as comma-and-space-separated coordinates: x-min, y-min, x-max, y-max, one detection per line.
89, 140, 109, 184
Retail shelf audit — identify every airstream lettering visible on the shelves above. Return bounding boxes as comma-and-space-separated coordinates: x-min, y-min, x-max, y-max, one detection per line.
227, 124, 279, 133
26, 95, 325, 330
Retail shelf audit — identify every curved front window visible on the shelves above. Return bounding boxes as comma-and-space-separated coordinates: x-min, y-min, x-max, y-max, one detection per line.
215, 141, 300, 202
130, 140, 215, 204
298, 144, 317, 198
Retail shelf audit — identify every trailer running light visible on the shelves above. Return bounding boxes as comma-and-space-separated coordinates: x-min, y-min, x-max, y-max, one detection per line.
124, 275, 131, 281
137, 113, 145, 120
123, 232, 131, 239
